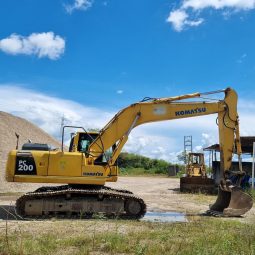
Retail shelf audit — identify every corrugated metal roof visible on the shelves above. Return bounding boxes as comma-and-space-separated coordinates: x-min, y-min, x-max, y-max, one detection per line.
203, 136, 255, 154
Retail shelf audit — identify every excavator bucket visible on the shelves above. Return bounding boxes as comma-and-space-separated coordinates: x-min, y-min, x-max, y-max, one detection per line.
209, 185, 253, 216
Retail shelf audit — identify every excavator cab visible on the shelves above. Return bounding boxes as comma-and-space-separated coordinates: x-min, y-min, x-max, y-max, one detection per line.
68, 131, 116, 165
68, 131, 98, 153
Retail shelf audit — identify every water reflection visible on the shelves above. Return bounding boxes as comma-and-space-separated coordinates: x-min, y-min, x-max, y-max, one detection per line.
142, 211, 187, 223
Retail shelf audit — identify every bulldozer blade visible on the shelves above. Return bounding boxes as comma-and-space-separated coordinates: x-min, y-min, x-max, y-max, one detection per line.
209, 186, 253, 217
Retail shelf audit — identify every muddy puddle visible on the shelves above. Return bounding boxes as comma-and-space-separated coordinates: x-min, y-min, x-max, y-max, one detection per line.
0, 205, 196, 223
141, 211, 188, 223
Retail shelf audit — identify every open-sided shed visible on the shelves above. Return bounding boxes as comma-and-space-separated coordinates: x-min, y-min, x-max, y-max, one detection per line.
203, 136, 255, 184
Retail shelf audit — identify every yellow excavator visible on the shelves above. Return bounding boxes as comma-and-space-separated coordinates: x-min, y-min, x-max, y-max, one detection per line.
5, 88, 253, 218
180, 153, 216, 193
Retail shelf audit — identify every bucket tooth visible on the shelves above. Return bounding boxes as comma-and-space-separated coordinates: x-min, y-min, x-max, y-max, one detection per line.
209, 185, 253, 217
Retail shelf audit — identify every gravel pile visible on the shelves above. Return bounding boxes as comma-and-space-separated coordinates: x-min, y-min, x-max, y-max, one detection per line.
0, 111, 61, 192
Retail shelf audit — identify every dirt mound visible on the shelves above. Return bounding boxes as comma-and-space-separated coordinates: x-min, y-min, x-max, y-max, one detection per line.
0, 111, 61, 192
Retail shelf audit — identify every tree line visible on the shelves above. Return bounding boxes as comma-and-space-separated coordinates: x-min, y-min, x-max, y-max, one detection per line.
118, 152, 183, 175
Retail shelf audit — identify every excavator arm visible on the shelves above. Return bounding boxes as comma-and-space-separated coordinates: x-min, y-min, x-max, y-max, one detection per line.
87, 87, 252, 216
89, 88, 240, 176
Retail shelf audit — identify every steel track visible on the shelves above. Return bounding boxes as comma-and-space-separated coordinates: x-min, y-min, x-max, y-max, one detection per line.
16, 186, 146, 220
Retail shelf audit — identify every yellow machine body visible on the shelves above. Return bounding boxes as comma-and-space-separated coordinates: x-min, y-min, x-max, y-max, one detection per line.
180, 153, 215, 193
6, 148, 118, 185
186, 153, 206, 177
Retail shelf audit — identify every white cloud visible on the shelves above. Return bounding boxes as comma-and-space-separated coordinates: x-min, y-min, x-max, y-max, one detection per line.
166, 9, 203, 32
236, 53, 247, 64
167, 0, 255, 31
238, 100, 255, 136
166, 10, 188, 32
182, 0, 255, 10
65, 0, 93, 14
0, 32, 65, 60
117, 90, 123, 94
0, 85, 112, 141
201, 133, 217, 147
194, 133, 216, 153
0, 85, 254, 163
123, 133, 177, 161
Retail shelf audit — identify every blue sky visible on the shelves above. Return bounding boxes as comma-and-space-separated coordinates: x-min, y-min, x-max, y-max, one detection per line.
1, 0, 255, 162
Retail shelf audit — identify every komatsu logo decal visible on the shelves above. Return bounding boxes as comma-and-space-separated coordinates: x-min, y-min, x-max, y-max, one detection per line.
83, 172, 103, 177
175, 107, 206, 116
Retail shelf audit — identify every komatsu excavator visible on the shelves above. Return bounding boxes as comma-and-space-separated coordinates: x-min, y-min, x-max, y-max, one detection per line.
5, 88, 253, 218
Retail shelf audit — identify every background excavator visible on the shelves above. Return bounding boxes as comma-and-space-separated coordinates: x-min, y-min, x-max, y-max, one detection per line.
180, 152, 216, 194
5, 88, 253, 218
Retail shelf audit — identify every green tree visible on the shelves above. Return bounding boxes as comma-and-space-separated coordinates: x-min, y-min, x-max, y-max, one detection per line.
118, 152, 172, 174
177, 151, 188, 164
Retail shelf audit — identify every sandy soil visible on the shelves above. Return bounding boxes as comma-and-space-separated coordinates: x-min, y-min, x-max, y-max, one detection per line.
0, 176, 254, 224
0, 111, 62, 193
109, 177, 212, 213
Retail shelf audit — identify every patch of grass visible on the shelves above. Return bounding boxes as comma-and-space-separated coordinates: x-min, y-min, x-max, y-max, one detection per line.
247, 188, 255, 201
22, 234, 59, 255
100, 232, 127, 253
120, 167, 167, 176
0, 218, 255, 255
181, 192, 217, 204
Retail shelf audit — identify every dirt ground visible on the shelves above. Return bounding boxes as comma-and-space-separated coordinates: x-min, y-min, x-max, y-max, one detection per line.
0, 176, 254, 224
109, 176, 213, 213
